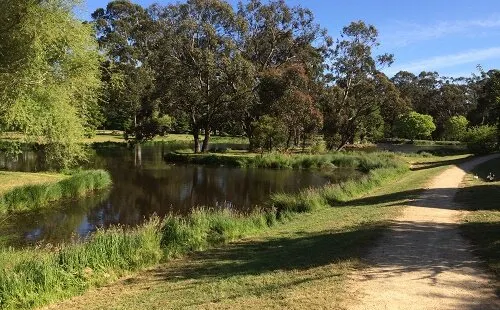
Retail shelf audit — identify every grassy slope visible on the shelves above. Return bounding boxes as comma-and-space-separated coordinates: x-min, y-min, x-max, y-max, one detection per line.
455, 156, 500, 284
45, 155, 469, 310
0, 172, 67, 195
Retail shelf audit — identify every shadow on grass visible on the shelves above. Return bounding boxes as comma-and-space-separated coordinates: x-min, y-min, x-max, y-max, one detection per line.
337, 185, 500, 212
155, 225, 386, 282
462, 221, 500, 282
119, 219, 499, 309
411, 156, 472, 171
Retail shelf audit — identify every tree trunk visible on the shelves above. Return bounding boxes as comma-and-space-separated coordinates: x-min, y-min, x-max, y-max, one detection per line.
286, 130, 293, 149
201, 126, 211, 153
193, 129, 200, 153
244, 119, 255, 151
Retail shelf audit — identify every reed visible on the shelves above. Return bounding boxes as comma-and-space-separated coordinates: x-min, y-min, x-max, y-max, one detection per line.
0, 170, 112, 214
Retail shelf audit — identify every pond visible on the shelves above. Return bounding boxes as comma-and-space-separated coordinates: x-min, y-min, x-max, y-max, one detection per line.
0, 143, 359, 246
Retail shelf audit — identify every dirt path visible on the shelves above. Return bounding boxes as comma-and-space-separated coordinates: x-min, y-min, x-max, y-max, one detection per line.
348, 154, 500, 310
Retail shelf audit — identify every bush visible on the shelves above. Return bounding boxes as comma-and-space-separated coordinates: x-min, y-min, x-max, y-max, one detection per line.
443, 115, 468, 141
393, 112, 436, 141
250, 116, 288, 151
465, 125, 498, 154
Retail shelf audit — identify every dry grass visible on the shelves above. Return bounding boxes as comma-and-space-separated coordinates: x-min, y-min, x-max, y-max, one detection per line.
0, 172, 67, 195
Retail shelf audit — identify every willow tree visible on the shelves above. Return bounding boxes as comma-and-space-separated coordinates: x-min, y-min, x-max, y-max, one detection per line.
0, 0, 101, 168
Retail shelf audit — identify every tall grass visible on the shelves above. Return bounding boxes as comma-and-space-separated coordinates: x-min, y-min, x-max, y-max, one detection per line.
165, 151, 403, 171
0, 170, 112, 214
0, 219, 162, 310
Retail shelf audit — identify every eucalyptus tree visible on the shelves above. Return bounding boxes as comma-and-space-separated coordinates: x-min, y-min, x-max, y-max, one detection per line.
322, 21, 394, 150
92, 0, 168, 141
0, 0, 101, 168
154, 0, 254, 153
468, 69, 500, 127
236, 0, 331, 148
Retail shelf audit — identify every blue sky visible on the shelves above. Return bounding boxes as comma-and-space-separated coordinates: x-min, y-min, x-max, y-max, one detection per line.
80, 0, 500, 77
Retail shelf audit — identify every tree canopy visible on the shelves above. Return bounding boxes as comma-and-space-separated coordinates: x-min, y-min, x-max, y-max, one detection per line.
0, 0, 101, 168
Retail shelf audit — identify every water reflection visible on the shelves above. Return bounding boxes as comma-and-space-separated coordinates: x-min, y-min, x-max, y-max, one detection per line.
0, 143, 358, 246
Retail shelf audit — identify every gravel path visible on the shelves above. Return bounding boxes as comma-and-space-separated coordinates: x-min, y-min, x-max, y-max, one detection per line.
349, 154, 500, 310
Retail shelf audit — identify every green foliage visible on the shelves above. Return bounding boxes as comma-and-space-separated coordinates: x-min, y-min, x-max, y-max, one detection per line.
322, 21, 397, 150
0, 0, 102, 169
443, 115, 469, 141
465, 125, 498, 154
0, 170, 112, 214
251, 116, 288, 151
393, 112, 436, 141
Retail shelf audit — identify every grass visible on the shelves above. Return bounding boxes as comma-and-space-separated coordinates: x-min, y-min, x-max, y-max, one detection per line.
0, 131, 248, 146
165, 151, 404, 172
380, 137, 463, 146
455, 156, 500, 284
40, 154, 465, 310
0, 220, 163, 309
0, 172, 67, 196
0, 170, 112, 214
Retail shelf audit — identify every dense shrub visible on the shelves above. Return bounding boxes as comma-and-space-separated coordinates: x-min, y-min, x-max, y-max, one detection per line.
443, 115, 468, 141
393, 112, 436, 141
465, 125, 498, 154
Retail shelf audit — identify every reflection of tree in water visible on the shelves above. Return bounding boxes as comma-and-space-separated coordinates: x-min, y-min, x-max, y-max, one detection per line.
0, 190, 111, 246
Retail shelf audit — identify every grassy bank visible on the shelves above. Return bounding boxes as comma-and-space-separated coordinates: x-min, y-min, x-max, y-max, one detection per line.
165, 151, 403, 172
455, 156, 500, 283
0, 153, 467, 309
0, 170, 112, 214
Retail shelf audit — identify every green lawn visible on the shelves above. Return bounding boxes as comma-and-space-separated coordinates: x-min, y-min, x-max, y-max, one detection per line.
455, 156, 500, 283
45, 155, 469, 310
0, 171, 67, 195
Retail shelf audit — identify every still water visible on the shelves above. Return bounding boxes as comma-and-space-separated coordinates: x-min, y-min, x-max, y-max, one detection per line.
0, 143, 358, 245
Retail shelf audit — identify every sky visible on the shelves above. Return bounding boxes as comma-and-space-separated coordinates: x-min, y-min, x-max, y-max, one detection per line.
80, 0, 500, 78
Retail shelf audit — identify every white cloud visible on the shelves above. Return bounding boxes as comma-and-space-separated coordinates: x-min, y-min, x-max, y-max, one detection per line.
384, 47, 500, 76
383, 16, 500, 46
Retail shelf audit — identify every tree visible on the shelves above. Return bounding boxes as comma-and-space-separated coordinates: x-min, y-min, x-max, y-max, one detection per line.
468, 69, 500, 127
465, 125, 498, 154
393, 112, 436, 142
443, 115, 468, 141
92, 0, 165, 141
154, 0, 254, 153
322, 21, 394, 150
251, 116, 287, 151
250, 63, 323, 150
0, 0, 102, 168
236, 0, 330, 148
